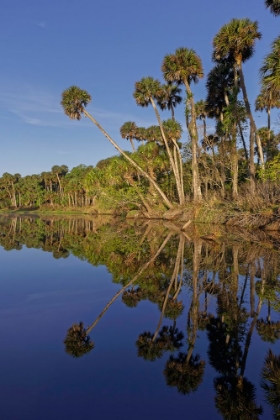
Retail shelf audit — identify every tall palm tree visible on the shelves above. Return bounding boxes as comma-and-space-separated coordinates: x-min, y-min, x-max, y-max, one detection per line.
213, 18, 265, 173
120, 121, 138, 152
133, 77, 185, 205
157, 83, 182, 120
265, 0, 280, 16
61, 86, 173, 209
162, 47, 204, 202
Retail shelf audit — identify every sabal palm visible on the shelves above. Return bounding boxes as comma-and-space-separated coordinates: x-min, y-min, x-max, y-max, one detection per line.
120, 121, 138, 152
213, 18, 264, 168
61, 86, 173, 209
145, 125, 162, 143
162, 47, 204, 202
265, 0, 280, 16
157, 83, 182, 120
134, 77, 185, 204
134, 126, 148, 144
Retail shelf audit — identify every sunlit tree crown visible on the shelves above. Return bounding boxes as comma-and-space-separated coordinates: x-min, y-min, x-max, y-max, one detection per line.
162, 47, 204, 85
213, 19, 262, 65
61, 86, 91, 120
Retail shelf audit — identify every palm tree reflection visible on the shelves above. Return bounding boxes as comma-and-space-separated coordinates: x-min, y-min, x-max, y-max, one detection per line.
64, 322, 94, 358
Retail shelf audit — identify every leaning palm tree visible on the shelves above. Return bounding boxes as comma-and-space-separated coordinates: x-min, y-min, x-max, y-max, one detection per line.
162, 48, 204, 202
265, 0, 280, 16
61, 86, 173, 209
120, 121, 138, 152
157, 83, 183, 120
133, 77, 185, 205
213, 18, 264, 172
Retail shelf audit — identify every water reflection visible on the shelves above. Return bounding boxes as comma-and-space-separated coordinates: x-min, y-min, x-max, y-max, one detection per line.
0, 214, 279, 419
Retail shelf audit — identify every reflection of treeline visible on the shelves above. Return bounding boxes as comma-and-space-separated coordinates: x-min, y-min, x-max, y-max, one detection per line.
59, 226, 279, 419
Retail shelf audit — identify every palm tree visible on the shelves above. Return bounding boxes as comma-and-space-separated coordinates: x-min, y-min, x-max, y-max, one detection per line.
213, 18, 265, 173
265, 0, 280, 16
120, 121, 138, 152
261, 349, 280, 419
133, 77, 185, 205
157, 83, 182, 120
61, 86, 173, 209
260, 36, 280, 100
162, 47, 204, 202
255, 89, 280, 133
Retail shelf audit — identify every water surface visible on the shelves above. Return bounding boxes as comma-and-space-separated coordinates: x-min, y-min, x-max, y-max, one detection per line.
0, 215, 279, 420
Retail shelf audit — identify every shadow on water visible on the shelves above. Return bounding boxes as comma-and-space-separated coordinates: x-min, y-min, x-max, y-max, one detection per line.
0, 214, 279, 419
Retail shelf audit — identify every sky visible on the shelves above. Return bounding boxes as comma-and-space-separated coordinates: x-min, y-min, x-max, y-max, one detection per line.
1, 0, 279, 176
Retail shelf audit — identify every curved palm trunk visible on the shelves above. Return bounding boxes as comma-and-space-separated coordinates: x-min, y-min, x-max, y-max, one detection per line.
238, 65, 264, 168
85, 232, 173, 335
83, 109, 173, 209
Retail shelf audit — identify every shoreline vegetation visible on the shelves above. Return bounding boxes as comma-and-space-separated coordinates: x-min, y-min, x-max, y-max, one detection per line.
1, 12, 280, 229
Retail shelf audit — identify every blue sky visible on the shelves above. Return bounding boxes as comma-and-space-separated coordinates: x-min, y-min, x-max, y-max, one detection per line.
1, 0, 279, 176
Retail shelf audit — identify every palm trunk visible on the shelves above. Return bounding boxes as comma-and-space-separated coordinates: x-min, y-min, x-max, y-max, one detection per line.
83, 109, 173, 209
183, 80, 202, 202
130, 136, 136, 152
238, 64, 264, 168
149, 98, 185, 205
238, 122, 249, 162
249, 127, 256, 194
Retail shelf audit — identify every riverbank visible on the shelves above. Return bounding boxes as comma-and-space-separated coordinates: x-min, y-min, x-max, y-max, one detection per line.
1, 200, 280, 231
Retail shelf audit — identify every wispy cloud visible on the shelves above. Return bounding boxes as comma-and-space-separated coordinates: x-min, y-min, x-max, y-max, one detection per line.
36, 21, 47, 29
0, 82, 156, 131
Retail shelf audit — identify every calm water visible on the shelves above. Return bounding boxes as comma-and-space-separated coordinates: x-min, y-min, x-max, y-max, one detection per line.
0, 215, 279, 420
